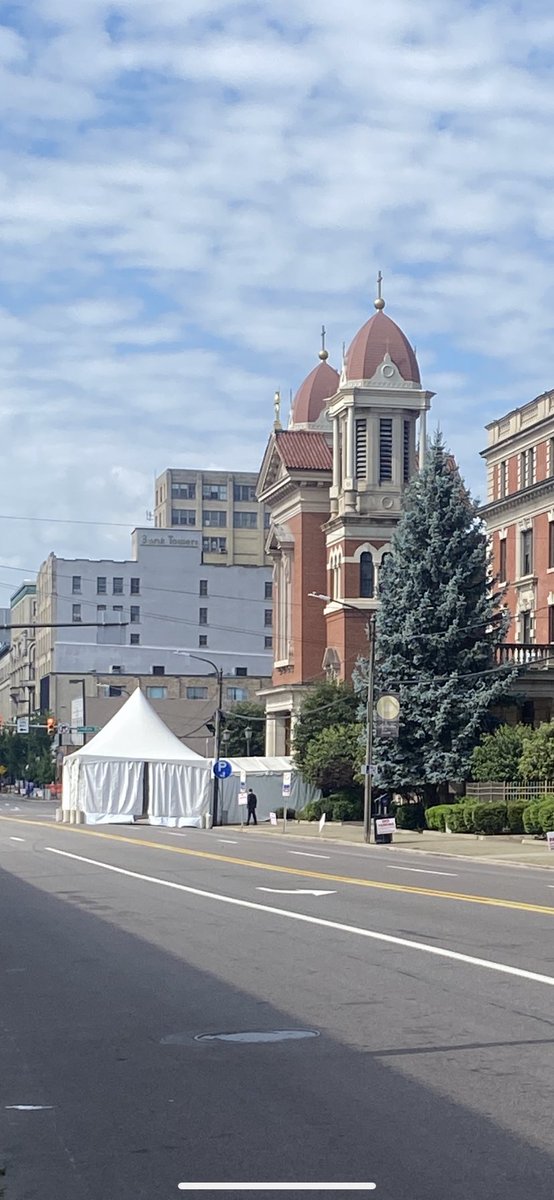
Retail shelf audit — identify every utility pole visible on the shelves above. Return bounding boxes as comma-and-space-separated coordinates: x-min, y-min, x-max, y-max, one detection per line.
363, 613, 377, 844
212, 667, 224, 828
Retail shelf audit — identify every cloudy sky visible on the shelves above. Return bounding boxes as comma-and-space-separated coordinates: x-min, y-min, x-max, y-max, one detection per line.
1, 0, 554, 602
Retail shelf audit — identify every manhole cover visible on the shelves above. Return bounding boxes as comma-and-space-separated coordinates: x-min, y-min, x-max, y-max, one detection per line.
194, 1029, 320, 1044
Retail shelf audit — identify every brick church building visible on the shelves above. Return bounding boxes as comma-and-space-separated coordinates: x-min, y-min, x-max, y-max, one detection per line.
257, 284, 433, 755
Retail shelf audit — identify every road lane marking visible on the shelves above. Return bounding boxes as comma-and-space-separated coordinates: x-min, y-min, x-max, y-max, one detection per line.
257, 888, 336, 896
45, 847, 554, 988
9, 836, 25, 842
219, 839, 238, 844
386, 865, 457, 877
178, 1186, 376, 1192
5, 1105, 53, 1111
2, 816, 554, 915
289, 851, 330, 860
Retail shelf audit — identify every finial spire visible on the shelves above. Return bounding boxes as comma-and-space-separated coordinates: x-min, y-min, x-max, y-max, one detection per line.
273, 389, 282, 430
374, 269, 385, 310
319, 323, 329, 361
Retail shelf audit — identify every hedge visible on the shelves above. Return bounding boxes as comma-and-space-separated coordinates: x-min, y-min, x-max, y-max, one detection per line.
523, 800, 544, 836
472, 802, 507, 835
505, 800, 528, 835
425, 804, 457, 832
393, 801, 425, 830
537, 799, 554, 835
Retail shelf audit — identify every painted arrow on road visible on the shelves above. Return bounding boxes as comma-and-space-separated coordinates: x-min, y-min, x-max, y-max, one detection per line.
256, 887, 336, 897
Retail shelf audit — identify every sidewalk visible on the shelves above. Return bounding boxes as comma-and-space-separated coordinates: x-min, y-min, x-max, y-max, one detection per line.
248, 819, 554, 869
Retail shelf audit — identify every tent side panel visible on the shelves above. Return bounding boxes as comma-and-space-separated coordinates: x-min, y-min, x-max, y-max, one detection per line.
148, 762, 210, 827
80, 760, 144, 823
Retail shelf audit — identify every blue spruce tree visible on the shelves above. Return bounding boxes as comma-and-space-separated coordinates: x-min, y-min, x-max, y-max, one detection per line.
356, 432, 516, 805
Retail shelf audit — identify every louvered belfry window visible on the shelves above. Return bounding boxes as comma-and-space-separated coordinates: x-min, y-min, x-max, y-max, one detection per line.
379, 418, 393, 482
355, 419, 367, 479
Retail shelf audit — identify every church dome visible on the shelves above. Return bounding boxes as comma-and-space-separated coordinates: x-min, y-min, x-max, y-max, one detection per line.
291, 359, 339, 426
345, 308, 420, 385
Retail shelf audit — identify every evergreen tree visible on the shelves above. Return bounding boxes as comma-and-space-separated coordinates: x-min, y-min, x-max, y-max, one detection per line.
355, 432, 516, 802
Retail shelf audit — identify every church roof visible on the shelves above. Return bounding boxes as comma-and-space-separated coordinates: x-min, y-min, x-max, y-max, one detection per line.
291, 360, 339, 425
346, 308, 420, 384
274, 430, 333, 471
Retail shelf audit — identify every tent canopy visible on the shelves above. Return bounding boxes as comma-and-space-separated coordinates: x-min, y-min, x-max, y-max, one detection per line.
226, 756, 294, 774
67, 686, 205, 764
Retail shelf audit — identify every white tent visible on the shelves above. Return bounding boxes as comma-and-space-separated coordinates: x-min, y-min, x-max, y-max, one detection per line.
217, 756, 321, 824
62, 687, 211, 826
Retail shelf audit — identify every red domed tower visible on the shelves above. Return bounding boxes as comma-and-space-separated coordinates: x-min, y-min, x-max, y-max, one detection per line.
324, 275, 434, 677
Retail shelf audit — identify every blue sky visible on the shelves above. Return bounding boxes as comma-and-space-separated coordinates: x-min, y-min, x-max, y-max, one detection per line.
1, 0, 554, 599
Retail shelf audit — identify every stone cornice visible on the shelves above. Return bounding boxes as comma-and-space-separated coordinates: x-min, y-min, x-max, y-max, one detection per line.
479, 477, 554, 520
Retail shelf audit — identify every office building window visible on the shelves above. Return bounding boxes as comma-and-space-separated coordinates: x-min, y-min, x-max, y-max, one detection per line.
203, 510, 227, 527
111, 665, 122, 673
97, 604, 106, 615
227, 686, 248, 701
113, 605, 123, 613
171, 481, 196, 500
264, 635, 273, 649
113, 577, 124, 595
203, 537, 227, 553
550, 522, 554, 570
130, 633, 140, 645
72, 603, 82, 623
97, 576, 107, 594
521, 529, 533, 576
549, 606, 554, 644
146, 686, 167, 699
264, 511, 271, 529
187, 686, 208, 700
235, 666, 248, 676
72, 575, 81, 594
379, 418, 393, 482
499, 461, 507, 498
355, 418, 367, 479
360, 552, 375, 598
550, 439, 554, 478
499, 538, 507, 582
199, 579, 208, 596
265, 581, 273, 599
130, 578, 140, 595
171, 508, 196, 526
233, 484, 257, 501
403, 420, 411, 483
130, 606, 140, 624
234, 511, 258, 529
264, 609, 272, 627
152, 665, 165, 676
520, 448, 535, 490
202, 483, 227, 501
109, 686, 123, 697
199, 608, 208, 625
199, 634, 208, 647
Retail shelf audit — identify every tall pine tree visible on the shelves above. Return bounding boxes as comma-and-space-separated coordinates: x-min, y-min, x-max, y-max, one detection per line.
356, 432, 516, 803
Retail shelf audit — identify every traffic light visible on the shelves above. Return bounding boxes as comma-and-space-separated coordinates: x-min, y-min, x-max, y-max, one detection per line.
46, 717, 57, 736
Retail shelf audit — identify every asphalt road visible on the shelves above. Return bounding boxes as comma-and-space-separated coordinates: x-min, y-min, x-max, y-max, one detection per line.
1, 809, 553, 1200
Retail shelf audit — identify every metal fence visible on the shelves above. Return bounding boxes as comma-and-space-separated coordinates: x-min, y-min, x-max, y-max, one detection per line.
465, 781, 554, 803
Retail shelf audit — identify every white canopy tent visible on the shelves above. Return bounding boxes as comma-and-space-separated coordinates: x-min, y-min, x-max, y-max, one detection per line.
217, 756, 320, 824
62, 687, 211, 826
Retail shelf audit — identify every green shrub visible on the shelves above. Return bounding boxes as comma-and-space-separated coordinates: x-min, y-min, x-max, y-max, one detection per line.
445, 806, 469, 833
331, 798, 363, 822
505, 800, 528, 834
537, 799, 554, 836
273, 807, 297, 820
523, 800, 543, 835
472, 802, 507, 834
393, 801, 425, 830
426, 804, 456, 832
298, 798, 335, 822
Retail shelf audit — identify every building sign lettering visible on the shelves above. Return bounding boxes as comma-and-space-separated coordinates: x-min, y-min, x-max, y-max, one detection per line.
140, 534, 199, 549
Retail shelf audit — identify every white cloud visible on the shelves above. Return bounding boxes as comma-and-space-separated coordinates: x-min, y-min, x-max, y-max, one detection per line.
1, 0, 554, 596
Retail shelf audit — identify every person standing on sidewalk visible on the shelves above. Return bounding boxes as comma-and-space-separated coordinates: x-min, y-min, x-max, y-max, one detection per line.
246, 788, 258, 825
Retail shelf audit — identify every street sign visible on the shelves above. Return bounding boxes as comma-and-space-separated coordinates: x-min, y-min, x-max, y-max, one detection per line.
238, 789, 248, 806
76, 726, 98, 734
269, 811, 278, 825
16, 717, 29, 734
318, 813, 326, 833
282, 770, 292, 798
213, 759, 232, 779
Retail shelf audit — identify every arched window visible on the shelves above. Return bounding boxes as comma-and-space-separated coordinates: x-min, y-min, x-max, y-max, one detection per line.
379, 551, 392, 594
360, 551, 374, 598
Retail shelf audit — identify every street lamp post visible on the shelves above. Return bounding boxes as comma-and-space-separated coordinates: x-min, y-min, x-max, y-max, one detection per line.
176, 652, 223, 827
309, 593, 376, 844
244, 725, 253, 756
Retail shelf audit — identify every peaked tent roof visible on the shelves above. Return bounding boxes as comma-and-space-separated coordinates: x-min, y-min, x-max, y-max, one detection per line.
68, 686, 206, 763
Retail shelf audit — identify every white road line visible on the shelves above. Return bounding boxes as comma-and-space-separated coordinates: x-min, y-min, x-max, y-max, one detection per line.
5, 1105, 53, 1111
219, 839, 238, 845
289, 851, 330, 860
45, 846, 554, 989
178, 1186, 375, 1192
386, 865, 457, 877
9, 836, 25, 842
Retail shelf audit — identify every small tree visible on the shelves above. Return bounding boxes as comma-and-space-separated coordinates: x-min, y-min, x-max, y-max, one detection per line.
293, 681, 360, 777
301, 724, 363, 795
470, 724, 529, 782
355, 432, 517, 804
519, 722, 554, 781
222, 701, 266, 757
